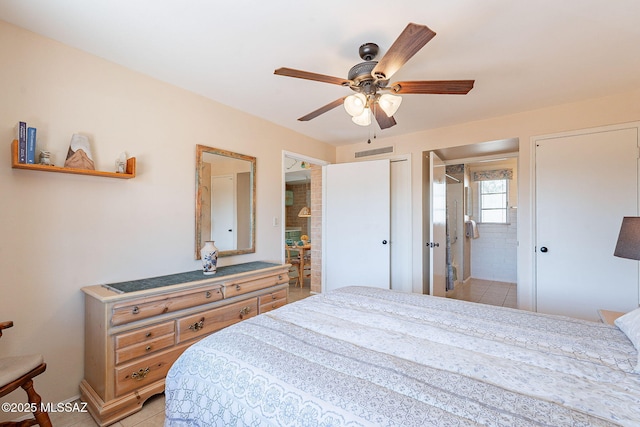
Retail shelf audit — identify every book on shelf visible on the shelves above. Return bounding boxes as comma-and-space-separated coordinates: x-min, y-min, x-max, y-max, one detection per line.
16, 121, 27, 163
26, 127, 37, 164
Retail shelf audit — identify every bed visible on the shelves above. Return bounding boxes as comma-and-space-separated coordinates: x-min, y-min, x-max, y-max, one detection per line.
164, 286, 640, 426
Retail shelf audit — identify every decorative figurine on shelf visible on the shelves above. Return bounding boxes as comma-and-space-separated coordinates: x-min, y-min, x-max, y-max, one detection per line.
64, 134, 95, 170
200, 241, 219, 275
115, 152, 127, 173
39, 150, 52, 166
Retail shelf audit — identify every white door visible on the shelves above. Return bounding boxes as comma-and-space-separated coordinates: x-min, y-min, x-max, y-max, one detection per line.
324, 159, 390, 292
427, 152, 447, 296
390, 158, 412, 293
211, 175, 236, 251
535, 126, 639, 320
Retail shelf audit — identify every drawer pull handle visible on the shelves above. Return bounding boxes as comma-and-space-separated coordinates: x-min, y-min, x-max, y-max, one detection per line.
188, 318, 205, 331
271, 294, 277, 300
145, 345, 152, 351
278, 275, 283, 280
145, 332, 152, 338
131, 367, 150, 381
239, 306, 251, 319
205, 291, 212, 298
132, 306, 140, 315
272, 303, 277, 309
235, 285, 241, 291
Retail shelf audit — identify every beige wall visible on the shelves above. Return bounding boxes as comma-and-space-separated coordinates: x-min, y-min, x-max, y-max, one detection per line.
0, 20, 335, 414
336, 88, 640, 311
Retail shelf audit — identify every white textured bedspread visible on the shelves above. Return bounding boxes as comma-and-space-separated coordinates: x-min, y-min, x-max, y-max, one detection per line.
165, 286, 640, 426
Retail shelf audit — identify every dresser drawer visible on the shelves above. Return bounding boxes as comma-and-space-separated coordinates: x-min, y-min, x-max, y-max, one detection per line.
111, 286, 223, 325
177, 298, 258, 344
259, 298, 287, 314
114, 321, 175, 350
115, 333, 175, 365
223, 272, 288, 299
258, 289, 287, 314
114, 345, 186, 397
258, 288, 287, 305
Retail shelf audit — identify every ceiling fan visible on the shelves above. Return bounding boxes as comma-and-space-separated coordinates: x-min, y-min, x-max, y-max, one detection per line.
274, 23, 475, 130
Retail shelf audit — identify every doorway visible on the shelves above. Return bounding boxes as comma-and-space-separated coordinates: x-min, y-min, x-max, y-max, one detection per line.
429, 138, 519, 308
283, 152, 328, 298
444, 158, 518, 308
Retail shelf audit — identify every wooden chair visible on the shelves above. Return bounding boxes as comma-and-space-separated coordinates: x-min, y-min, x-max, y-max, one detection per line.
285, 246, 302, 288
301, 250, 311, 286
0, 321, 52, 427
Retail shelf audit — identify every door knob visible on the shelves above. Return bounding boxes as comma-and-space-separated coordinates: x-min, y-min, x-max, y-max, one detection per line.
382, 240, 388, 244
540, 246, 548, 253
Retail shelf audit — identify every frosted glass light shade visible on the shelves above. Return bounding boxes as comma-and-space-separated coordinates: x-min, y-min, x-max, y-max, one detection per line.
378, 93, 402, 117
351, 107, 371, 126
344, 93, 367, 117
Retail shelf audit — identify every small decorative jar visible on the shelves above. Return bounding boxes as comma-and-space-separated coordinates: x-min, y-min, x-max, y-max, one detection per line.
39, 151, 51, 165
200, 241, 219, 275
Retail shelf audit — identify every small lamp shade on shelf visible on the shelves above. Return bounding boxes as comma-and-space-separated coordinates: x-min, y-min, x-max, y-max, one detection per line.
298, 206, 311, 217
614, 217, 640, 260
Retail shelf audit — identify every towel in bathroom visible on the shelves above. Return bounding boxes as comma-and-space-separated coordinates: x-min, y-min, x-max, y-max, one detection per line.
465, 220, 480, 239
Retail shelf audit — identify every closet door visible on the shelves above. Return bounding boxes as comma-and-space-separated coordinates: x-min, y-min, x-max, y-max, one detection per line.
323, 160, 390, 292
535, 125, 639, 320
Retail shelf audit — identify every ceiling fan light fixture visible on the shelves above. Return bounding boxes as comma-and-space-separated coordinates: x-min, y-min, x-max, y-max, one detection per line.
352, 107, 371, 126
343, 93, 366, 117
378, 93, 402, 117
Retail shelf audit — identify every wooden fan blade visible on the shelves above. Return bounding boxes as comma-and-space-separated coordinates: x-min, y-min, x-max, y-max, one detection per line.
298, 97, 347, 121
372, 23, 436, 81
275, 67, 351, 86
373, 104, 397, 130
391, 80, 475, 94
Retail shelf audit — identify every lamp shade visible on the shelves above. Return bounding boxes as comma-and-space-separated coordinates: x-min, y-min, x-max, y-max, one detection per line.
614, 217, 640, 260
378, 93, 402, 117
298, 206, 311, 217
351, 107, 371, 126
343, 93, 367, 117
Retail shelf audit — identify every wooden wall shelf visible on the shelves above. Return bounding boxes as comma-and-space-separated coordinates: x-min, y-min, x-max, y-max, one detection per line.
11, 139, 136, 179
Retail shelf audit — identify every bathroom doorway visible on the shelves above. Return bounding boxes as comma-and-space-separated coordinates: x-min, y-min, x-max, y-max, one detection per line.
432, 139, 519, 308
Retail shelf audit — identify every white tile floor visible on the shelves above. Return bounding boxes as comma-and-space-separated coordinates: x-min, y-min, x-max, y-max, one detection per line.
447, 277, 517, 308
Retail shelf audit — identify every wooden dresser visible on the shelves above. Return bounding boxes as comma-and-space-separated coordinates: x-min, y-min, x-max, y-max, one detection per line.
80, 261, 289, 426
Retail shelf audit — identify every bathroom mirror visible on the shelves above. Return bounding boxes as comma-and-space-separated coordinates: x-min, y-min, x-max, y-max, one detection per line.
195, 144, 256, 259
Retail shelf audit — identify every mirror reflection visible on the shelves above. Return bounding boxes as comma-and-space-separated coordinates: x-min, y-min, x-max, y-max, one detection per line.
195, 144, 255, 259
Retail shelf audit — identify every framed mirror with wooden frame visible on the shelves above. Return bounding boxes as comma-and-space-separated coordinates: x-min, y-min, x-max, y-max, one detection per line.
195, 144, 256, 259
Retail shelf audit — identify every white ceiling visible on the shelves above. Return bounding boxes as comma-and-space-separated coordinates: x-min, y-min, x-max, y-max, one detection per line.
2, 0, 640, 146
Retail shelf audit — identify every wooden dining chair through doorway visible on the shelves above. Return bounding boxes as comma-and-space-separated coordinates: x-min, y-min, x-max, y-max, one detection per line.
285, 246, 302, 288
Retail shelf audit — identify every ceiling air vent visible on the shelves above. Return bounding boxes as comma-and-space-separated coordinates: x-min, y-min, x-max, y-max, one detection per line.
354, 146, 394, 158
